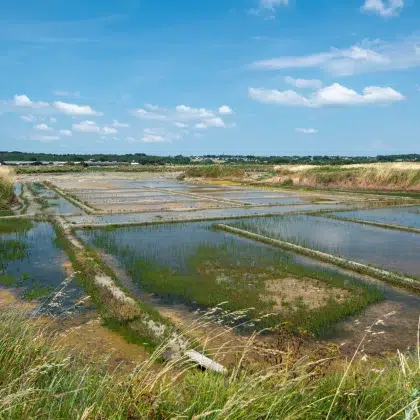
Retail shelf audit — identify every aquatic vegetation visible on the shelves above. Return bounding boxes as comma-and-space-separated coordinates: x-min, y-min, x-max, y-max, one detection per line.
0, 219, 33, 234
22, 284, 53, 300
80, 222, 382, 336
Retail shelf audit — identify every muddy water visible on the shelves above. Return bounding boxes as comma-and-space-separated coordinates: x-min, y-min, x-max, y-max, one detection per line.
230, 215, 420, 278
0, 222, 84, 308
78, 220, 420, 355
332, 206, 420, 229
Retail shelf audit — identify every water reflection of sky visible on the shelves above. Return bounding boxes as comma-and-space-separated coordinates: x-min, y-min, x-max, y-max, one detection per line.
231, 215, 420, 278
333, 206, 420, 229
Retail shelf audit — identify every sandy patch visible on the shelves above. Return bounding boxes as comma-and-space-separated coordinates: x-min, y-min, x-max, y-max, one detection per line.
263, 277, 349, 311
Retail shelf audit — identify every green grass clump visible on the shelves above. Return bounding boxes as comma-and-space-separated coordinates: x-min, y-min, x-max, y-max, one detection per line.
85, 227, 382, 336
23, 284, 53, 300
0, 274, 20, 287
0, 308, 418, 419
0, 218, 33, 234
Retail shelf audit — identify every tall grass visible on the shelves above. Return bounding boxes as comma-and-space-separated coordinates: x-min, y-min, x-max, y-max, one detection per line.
273, 163, 420, 191
0, 167, 15, 210
0, 308, 419, 419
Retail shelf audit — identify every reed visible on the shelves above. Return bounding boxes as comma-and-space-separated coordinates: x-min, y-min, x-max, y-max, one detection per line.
0, 307, 418, 419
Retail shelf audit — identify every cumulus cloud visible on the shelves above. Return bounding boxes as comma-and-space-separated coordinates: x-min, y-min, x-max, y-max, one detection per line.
49, 117, 57, 124
54, 101, 103, 116
195, 117, 226, 129
35, 123, 53, 131
21, 114, 36, 123
132, 103, 233, 130
13, 95, 49, 108
72, 120, 101, 133
361, 0, 404, 17
284, 76, 323, 89
218, 105, 233, 115
249, 83, 405, 107
296, 128, 318, 134
251, 36, 420, 76
59, 129, 72, 136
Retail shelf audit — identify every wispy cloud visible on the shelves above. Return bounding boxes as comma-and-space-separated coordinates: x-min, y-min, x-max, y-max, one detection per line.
249, 83, 405, 107
72, 120, 116, 134
127, 127, 182, 143
361, 0, 404, 18
296, 128, 318, 134
251, 36, 420, 76
34, 123, 53, 131
248, 0, 289, 19
284, 76, 323, 89
53, 90, 81, 98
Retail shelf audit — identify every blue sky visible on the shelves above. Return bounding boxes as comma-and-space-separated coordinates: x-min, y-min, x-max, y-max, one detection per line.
0, 0, 419, 156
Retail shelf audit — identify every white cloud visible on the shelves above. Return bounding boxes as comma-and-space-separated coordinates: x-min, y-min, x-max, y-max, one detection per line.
72, 120, 120, 135
260, 0, 289, 9
54, 101, 103, 116
31, 135, 60, 142
218, 105, 233, 115
284, 76, 323, 89
35, 123, 53, 131
72, 120, 101, 133
112, 120, 130, 128
249, 0, 289, 18
132, 108, 168, 120
251, 36, 420, 76
21, 114, 36, 123
133, 103, 232, 130
296, 128, 318, 134
195, 117, 226, 129
53, 91, 81, 98
128, 127, 182, 143
249, 83, 405, 107
13, 95, 49, 108
361, 0, 404, 17
59, 129, 72, 136
102, 126, 118, 135
49, 117, 57, 124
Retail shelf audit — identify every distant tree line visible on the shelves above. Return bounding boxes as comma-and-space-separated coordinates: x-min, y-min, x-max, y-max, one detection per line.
1, 151, 420, 166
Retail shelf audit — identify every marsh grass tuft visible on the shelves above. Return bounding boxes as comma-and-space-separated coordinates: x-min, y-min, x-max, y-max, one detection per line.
0, 307, 418, 419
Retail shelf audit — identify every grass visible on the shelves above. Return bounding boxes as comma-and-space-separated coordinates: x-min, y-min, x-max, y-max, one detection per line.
52, 221, 177, 351
185, 165, 247, 179
0, 307, 419, 419
272, 163, 420, 191
0, 167, 15, 211
82, 224, 382, 337
22, 284, 53, 300
0, 218, 33, 234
